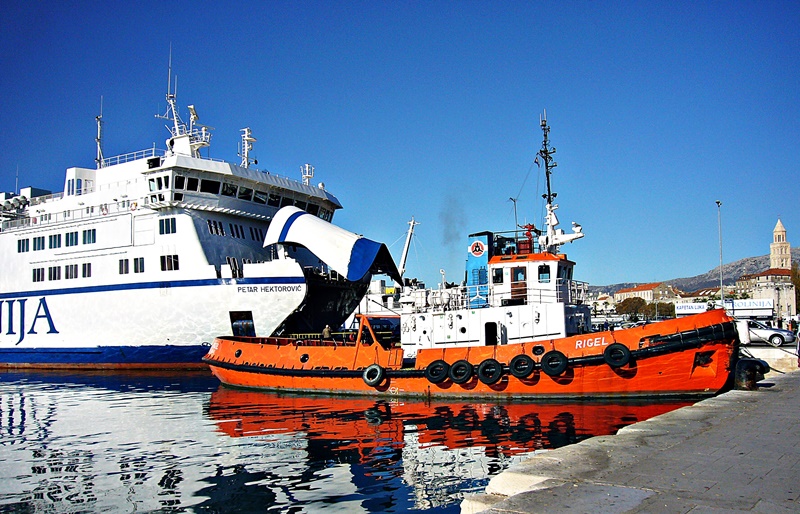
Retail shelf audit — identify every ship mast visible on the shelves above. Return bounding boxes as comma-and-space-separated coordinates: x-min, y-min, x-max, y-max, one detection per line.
95, 97, 104, 169
536, 111, 584, 254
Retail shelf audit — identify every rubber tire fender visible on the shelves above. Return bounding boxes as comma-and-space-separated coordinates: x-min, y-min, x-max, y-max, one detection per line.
476, 358, 504, 385
424, 359, 450, 384
540, 350, 569, 377
449, 359, 474, 384
508, 354, 535, 378
362, 364, 385, 387
603, 343, 631, 368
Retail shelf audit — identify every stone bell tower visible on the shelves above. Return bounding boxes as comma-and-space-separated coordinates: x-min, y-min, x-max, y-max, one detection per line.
770, 219, 791, 270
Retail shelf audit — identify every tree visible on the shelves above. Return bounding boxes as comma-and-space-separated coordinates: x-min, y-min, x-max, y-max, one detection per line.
616, 297, 647, 320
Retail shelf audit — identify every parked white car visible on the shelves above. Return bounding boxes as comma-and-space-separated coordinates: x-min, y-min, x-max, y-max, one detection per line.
737, 319, 796, 347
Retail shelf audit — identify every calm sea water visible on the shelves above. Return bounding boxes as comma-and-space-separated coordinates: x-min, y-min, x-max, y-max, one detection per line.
0, 371, 691, 513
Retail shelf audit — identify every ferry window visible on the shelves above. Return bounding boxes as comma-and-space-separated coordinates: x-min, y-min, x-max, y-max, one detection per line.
83, 229, 96, 244
156, 177, 163, 190
159, 217, 177, 235
249, 227, 255, 240
229, 223, 235, 237
67, 179, 74, 196
149, 178, 156, 192
186, 177, 199, 191
267, 194, 281, 207
306, 203, 320, 216
82, 263, 91, 278
33, 236, 45, 251
17, 239, 29, 253
48, 266, 61, 281
174, 192, 183, 201
538, 264, 550, 283
163, 176, 169, 189
160, 254, 179, 271
32, 268, 45, 282
49, 234, 61, 249
280, 197, 293, 208
492, 268, 504, 284
200, 179, 221, 194
119, 259, 130, 275
253, 190, 267, 204
294, 200, 307, 211
65, 264, 78, 280
207, 219, 214, 234
218, 222, 225, 237
221, 183, 238, 197
175, 175, 186, 189
66, 231, 78, 247
76, 179, 82, 196
134, 257, 144, 273
238, 187, 253, 201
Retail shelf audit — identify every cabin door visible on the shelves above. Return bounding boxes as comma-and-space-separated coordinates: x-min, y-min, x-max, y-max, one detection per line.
511, 267, 527, 302
484, 322, 498, 346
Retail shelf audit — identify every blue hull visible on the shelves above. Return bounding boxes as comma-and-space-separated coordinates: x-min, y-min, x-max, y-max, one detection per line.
0, 345, 210, 369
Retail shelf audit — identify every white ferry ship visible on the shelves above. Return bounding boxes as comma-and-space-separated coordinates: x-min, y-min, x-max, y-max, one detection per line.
0, 81, 387, 369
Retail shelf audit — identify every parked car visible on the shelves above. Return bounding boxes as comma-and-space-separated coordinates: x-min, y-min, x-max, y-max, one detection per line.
737, 319, 797, 347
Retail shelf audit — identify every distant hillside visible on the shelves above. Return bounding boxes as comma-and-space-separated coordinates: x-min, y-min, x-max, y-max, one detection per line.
590, 248, 800, 295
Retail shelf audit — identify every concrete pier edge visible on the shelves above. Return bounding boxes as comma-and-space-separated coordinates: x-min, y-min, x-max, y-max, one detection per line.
462, 362, 800, 514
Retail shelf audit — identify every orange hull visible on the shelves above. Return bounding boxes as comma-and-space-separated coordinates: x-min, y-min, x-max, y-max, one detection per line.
204, 309, 739, 399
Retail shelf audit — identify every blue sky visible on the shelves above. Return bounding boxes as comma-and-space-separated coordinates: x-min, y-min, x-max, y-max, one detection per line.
1, 1, 797, 287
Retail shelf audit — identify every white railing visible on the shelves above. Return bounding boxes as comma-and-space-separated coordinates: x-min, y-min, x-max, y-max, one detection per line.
102, 148, 160, 167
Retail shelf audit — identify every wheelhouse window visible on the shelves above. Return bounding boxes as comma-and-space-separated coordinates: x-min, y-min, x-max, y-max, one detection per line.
280, 197, 294, 208
221, 183, 238, 197
186, 177, 199, 191
492, 268, 504, 284
175, 175, 186, 189
253, 190, 267, 204
238, 187, 253, 201
200, 179, 221, 194
537, 264, 550, 283
306, 203, 320, 216
267, 194, 281, 207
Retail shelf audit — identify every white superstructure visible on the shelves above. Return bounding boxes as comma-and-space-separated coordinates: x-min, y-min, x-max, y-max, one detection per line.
0, 81, 360, 368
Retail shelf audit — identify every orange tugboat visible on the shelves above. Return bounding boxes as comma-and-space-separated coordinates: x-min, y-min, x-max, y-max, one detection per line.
204, 113, 743, 399
204, 308, 737, 398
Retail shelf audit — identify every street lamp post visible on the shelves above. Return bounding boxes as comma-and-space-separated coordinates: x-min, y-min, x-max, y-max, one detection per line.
716, 200, 724, 310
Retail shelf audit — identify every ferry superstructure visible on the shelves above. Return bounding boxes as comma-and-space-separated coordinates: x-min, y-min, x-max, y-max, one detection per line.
0, 84, 370, 368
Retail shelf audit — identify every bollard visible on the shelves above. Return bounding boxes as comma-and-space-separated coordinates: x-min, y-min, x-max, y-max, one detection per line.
734, 358, 770, 390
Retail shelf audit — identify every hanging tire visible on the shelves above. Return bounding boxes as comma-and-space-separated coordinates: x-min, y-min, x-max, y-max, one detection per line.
425, 360, 450, 384
449, 359, 474, 384
540, 351, 568, 377
509, 354, 535, 378
477, 358, 504, 385
603, 343, 631, 368
362, 364, 385, 387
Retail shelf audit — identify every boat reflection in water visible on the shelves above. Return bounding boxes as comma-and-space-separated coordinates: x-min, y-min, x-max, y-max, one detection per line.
206, 388, 691, 511
0, 371, 690, 513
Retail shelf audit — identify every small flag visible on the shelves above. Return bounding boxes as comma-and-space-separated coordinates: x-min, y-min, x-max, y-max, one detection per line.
534, 155, 540, 167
